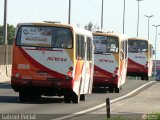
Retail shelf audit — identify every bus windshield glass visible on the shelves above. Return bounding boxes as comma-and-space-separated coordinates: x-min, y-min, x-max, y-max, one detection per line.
128, 40, 148, 53
16, 26, 73, 48
93, 35, 118, 54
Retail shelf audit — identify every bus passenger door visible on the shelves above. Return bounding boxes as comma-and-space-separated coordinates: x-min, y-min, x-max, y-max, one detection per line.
119, 40, 128, 87
83, 37, 94, 94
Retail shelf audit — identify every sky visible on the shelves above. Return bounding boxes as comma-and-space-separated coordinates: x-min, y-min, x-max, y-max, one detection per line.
0, 0, 160, 59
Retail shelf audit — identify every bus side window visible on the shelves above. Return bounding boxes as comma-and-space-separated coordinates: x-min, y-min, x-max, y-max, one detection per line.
76, 35, 85, 60
87, 37, 92, 61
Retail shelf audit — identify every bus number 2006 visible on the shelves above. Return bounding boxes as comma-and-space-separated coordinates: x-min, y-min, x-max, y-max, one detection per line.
18, 64, 30, 69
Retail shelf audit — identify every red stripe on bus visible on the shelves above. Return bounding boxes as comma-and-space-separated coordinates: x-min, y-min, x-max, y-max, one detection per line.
19, 47, 66, 78
94, 65, 113, 77
128, 58, 145, 68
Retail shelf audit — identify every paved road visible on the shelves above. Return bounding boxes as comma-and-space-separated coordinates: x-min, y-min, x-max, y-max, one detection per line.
65, 81, 160, 120
0, 78, 155, 120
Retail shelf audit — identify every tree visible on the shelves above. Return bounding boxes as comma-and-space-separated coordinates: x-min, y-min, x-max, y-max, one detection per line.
84, 21, 99, 31
0, 24, 15, 45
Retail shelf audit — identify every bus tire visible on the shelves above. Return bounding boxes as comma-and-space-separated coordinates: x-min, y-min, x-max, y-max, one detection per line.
80, 94, 86, 101
108, 87, 114, 93
64, 97, 71, 103
64, 90, 72, 103
31, 93, 41, 101
145, 75, 149, 81
72, 92, 80, 104
115, 87, 120, 93
141, 76, 145, 80
19, 92, 27, 102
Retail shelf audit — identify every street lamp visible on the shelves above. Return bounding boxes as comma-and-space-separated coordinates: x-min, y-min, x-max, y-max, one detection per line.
144, 15, 154, 40
123, 0, 126, 34
153, 24, 160, 80
136, 0, 143, 37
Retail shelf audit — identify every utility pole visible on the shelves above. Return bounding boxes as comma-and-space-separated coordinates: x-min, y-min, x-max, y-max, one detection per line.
3, 0, 8, 75
136, 0, 143, 37
123, 0, 126, 34
68, 0, 71, 24
101, 0, 104, 29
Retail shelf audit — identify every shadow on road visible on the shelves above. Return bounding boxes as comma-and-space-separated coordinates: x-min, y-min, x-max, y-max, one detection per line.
92, 87, 107, 94
0, 83, 68, 104
0, 96, 19, 103
0, 95, 65, 104
92, 87, 108, 93
0, 82, 12, 89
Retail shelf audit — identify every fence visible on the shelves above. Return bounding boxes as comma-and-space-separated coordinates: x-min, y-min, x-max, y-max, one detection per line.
0, 45, 13, 65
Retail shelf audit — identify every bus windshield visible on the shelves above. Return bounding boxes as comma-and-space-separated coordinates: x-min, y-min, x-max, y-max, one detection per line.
128, 40, 148, 53
93, 35, 118, 54
16, 26, 73, 48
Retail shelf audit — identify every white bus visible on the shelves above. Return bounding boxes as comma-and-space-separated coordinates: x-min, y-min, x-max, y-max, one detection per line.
127, 37, 154, 80
93, 31, 128, 93
11, 22, 94, 103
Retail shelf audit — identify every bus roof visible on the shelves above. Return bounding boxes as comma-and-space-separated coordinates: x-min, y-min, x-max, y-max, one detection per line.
128, 37, 153, 45
92, 31, 128, 41
16, 22, 93, 38
128, 37, 152, 45
128, 37, 148, 41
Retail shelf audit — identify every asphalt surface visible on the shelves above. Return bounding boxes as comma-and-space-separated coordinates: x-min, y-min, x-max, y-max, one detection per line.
0, 65, 158, 120
0, 78, 156, 120
66, 81, 160, 120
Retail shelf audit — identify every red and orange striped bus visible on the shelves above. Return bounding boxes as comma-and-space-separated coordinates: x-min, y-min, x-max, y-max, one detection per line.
93, 31, 128, 93
127, 37, 154, 80
11, 22, 94, 103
